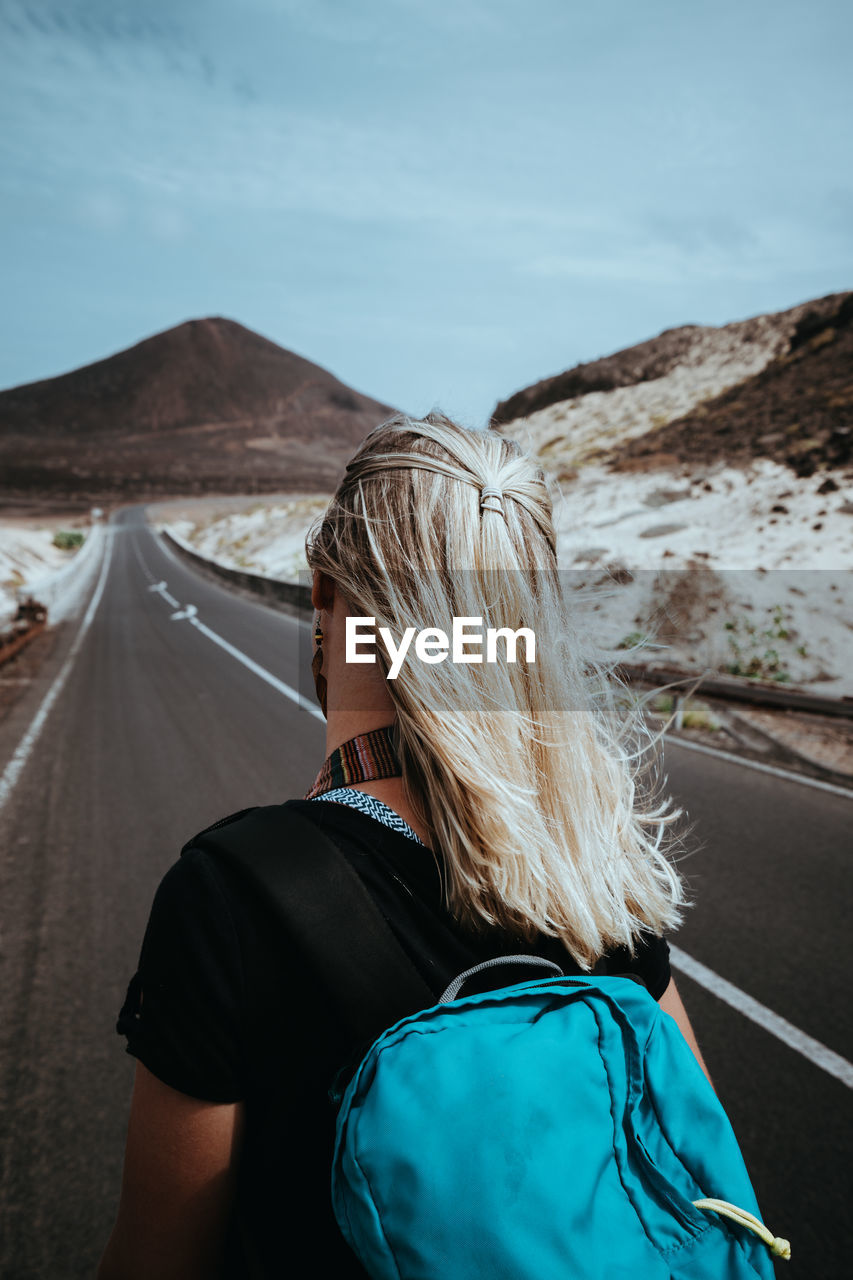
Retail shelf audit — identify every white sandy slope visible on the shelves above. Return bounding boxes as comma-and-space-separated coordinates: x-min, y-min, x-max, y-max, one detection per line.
550, 459, 853, 694
498, 303, 821, 469
0, 526, 77, 586
0, 523, 88, 628
157, 460, 853, 696
158, 494, 332, 583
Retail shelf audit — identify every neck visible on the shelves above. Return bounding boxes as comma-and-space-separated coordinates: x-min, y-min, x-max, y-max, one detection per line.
324, 708, 397, 759
308, 719, 434, 850
305, 722, 400, 800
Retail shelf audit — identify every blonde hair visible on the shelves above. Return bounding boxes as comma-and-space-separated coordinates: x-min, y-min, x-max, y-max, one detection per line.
306, 411, 685, 967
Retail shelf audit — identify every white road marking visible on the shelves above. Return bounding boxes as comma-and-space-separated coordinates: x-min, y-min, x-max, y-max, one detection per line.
148, 580, 180, 608
0, 530, 113, 817
151, 525, 314, 631
185, 614, 324, 720
667, 735, 853, 800
142, 565, 323, 721
670, 944, 853, 1089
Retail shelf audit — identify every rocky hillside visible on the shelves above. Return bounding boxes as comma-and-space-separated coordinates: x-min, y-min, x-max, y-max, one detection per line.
489, 290, 852, 699
613, 294, 853, 476
0, 317, 396, 506
492, 291, 851, 478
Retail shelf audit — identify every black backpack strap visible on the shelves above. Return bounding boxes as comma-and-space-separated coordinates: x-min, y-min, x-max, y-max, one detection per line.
184, 800, 435, 1045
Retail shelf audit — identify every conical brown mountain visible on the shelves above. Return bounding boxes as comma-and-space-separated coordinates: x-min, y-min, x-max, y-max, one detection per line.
0, 317, 397, 505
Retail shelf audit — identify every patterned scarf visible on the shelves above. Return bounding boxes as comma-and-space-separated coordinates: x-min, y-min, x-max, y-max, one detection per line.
303, 724, 402, 799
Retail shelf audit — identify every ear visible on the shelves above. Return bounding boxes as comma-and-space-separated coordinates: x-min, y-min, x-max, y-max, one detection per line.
311, 569, 335, 613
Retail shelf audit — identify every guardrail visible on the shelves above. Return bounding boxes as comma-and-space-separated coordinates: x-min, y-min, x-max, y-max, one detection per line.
617, 661, 853, 720
160, 528, 312, 615
160, 526, 852, 720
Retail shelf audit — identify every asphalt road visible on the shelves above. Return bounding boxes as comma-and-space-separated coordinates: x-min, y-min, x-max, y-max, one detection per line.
0, 506, 850, 1278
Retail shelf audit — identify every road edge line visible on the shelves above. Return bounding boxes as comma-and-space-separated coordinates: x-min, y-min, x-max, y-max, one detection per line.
666, 735, 853, 799
670, 944, 853, 1089
0, 530, 113, 816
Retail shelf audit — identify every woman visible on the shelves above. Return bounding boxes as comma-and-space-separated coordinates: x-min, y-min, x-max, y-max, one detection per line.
98, 412, 708, 1279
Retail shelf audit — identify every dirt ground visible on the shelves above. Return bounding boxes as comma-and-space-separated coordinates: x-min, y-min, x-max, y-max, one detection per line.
727, 704, 853, 778
146, 492, 332, 526
648, 698, 853, 782
0, 509, 95, 531
0, 625, 60, 719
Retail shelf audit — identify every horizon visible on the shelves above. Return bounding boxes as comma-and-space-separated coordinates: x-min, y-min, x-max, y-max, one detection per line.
3, 287, 848, 415
2, 1, 852, 426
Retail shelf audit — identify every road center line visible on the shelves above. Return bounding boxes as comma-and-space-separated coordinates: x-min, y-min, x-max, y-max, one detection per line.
149, 581, 180, 608
187, 614, 324, 720
670, 944, 853, 1089
0, 529, 113, 816
143, 568, 324, 721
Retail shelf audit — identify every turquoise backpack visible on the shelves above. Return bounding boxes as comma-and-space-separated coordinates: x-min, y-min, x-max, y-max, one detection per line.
195, 802, 791, 1280
332, 960, 789, 1279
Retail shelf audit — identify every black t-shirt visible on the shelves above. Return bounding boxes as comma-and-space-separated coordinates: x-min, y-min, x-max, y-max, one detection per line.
117, 797, 672, 1277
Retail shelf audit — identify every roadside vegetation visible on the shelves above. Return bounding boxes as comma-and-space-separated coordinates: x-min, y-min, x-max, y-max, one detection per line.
52, 530, 85, 551
649, 693, 721, 732
723, 604, 807, 683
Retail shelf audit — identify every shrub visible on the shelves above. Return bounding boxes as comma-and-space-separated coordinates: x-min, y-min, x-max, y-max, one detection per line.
616, 630, 647, 650
649, 693, 719, 731
53, 530, 85, 551
680, 700, 720, 731
723, 604, 798, 682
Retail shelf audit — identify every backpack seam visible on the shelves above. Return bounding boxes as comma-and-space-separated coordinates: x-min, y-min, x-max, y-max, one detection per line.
660, 1221, 767, 1276
591, 999, 665, 1260
592, 995, 721, 1265
350, 1143, 404, 1280
640, 1017, 767, 1275
643, 1013, 709, 1200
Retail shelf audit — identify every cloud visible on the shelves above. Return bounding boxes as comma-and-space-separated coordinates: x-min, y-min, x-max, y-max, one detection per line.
0, 1, 211, 98
0, 5, 533, 240
3, 1, 187, 57
644, 213, 759, 257
76, 188, 128, 232
520, 197, 853, 287
1, 0, 851, 416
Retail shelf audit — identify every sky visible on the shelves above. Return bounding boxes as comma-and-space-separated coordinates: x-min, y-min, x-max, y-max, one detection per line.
1, 0, 851, 427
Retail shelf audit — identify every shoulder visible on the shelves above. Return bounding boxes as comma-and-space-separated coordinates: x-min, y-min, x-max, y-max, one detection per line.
119, 845, 249, 1102
140, 844, 242, 958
